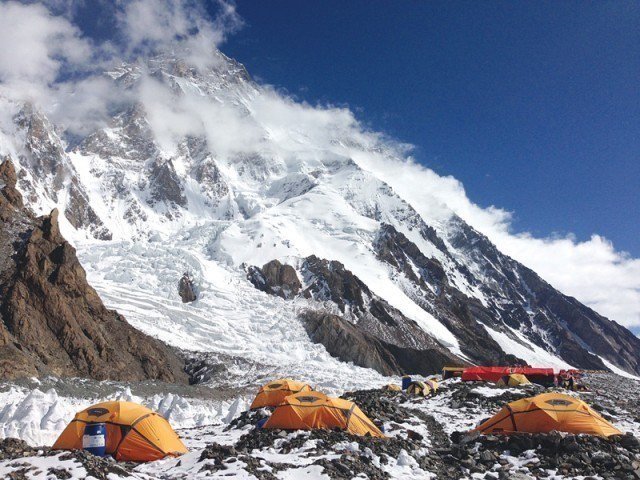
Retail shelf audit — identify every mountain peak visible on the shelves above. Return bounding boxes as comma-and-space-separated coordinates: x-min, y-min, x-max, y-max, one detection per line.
1, 47, 638, 378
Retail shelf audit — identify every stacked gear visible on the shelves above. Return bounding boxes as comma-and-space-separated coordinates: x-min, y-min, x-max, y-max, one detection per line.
382, 384, 402, 392
406, 378, 439, 397
496, 373, 531, 387
442, 366, 465, 379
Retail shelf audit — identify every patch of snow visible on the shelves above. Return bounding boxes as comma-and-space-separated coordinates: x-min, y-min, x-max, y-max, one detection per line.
597, 356, 640, 381
277, 465, 330, 480
483, 324, 573, 370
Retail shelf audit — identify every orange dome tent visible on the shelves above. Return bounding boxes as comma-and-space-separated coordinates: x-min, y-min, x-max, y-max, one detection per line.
263, 391, 385, 438
475, 392, 622, 438
53, 401, 187, 462
250, 379, 312, 409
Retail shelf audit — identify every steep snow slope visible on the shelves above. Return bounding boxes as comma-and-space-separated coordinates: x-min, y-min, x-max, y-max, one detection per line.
1, 50, 638, 376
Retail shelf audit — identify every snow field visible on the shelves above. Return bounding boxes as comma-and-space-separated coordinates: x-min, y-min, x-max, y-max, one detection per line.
0, 383, 240, 447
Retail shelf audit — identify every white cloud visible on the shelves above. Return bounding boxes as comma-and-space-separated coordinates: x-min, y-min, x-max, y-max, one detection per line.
119, 0, 242, 70
0, 1, 91, 103
51, 75, 131, 136
493, 231, 640, 328
0, 0, 242, 134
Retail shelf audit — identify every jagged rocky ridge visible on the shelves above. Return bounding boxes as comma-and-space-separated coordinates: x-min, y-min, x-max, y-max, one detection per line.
0, 49, 638, 376
444, 218, 640, 374
247, 228, 640, 374
373, 223, 640, 373
0, 158, 187, 382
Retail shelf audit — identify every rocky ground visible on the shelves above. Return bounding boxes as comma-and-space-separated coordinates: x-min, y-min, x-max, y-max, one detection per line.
1, 373, 639, 479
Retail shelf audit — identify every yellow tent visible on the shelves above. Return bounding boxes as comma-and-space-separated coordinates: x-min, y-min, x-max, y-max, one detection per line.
250, 379, 312, 409
496, 373, 531, 387
406, 379, 439, 396
52, 401, 187, 462
475, 392, 622, 437
383, 384, 402, 392
263, 391, 384, 438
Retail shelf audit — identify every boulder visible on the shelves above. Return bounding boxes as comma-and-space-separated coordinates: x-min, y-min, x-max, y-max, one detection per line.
179, 273, 197, 303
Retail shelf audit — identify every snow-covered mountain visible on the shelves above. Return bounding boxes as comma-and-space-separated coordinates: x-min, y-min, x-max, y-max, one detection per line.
1, 50, 638, 379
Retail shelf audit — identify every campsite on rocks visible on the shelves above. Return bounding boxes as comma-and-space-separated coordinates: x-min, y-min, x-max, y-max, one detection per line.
1, 1, 639, 479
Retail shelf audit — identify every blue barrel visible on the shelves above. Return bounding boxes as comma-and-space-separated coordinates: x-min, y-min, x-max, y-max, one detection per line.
83, 423, 107, 457
401, 376, 412, 390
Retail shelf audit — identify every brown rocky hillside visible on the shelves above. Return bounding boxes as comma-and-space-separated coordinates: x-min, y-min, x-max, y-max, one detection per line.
0, 158, 187, 382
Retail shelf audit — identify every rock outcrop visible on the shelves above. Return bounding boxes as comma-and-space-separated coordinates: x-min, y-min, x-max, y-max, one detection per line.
178, 273, 197, 303
247, 260, 301, 300
0, 158, 187, 382
149, 158, 187, 209
249, 256, 461, 375
301, 310, 459, 376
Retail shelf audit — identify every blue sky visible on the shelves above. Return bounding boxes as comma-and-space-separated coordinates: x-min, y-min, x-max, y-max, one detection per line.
218, 1, 639, 256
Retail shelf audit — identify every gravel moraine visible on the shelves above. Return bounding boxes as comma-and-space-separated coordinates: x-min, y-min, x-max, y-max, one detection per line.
1, 372, 640, 479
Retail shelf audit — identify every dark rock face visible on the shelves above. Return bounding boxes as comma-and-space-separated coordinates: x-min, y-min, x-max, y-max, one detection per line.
374, 224, 523, 366
0, 159, 187, 382
66, 180, 112, 240
0, 158, 23, 214
178, 273, 197, 303
149, 158, 187, 209
299, 256, 460, 368
300, 311, 401, 376
247, 260, 301, 300
249, 256, 460, 375
299, 256, 370, 314
446, 216, 640, 374
301, 310, 461, 377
